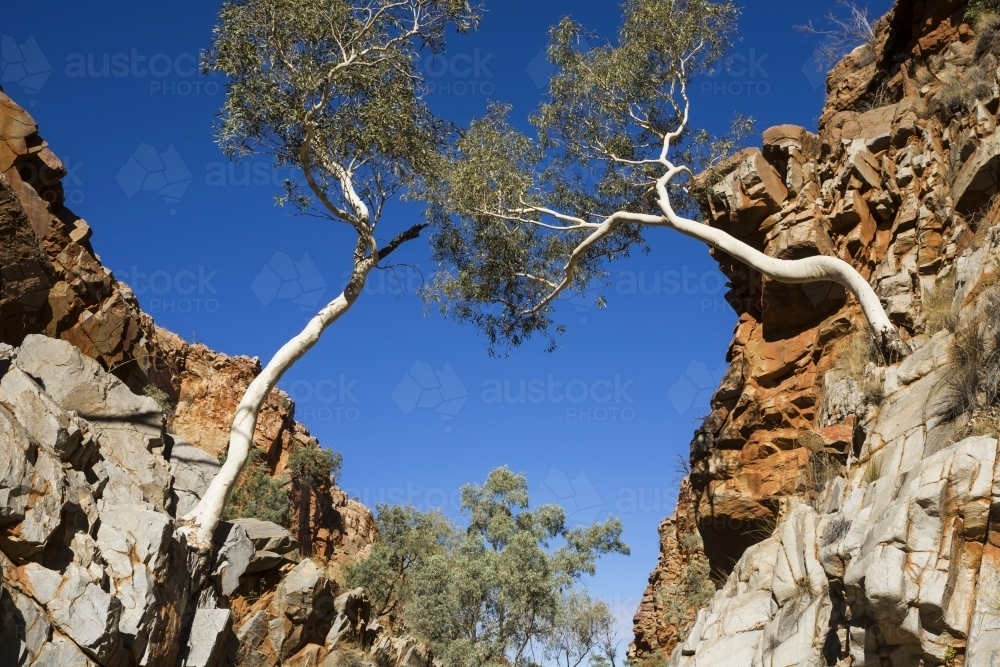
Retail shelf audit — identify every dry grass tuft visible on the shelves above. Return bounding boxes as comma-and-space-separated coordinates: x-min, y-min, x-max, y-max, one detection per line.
930, 64, 995, 119
941, 286, 1000, 421
975, 12, 1000, 61
835, 331, 887, 404
862, 454, 885, 485
923, 269, 958, 333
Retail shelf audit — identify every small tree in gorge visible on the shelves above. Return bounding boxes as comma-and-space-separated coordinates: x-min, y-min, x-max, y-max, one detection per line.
181, 0, 479, 547
424, 0, 910, 359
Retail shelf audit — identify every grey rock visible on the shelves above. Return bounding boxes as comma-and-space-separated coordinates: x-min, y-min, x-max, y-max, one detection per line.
31, 636, 97, 667
14, 335, 172, 512
234, 518, 298, 555
895, 329, 951, 386
96, 503, 175, 664
45, 564, 124, 664
178, 608, 232, 667
0, 584, 27, 667
0, 405, 66, 561
269, 559, 335, 661
169, 439, 221, 517
0, 366, 81, 460
213, 522, 255, 596
244, 550, 290, 574
7, 586, 50, 665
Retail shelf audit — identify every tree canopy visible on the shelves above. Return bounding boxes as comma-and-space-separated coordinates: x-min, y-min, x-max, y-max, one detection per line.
424, 0, 743, 354
346, 467, 628, 667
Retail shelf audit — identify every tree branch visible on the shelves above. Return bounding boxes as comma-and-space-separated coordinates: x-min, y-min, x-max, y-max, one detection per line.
377, 222, 430, 263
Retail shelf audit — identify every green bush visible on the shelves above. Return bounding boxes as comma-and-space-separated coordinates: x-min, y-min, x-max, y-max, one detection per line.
289, 443, 343, 487
222, 448, 291, 527
143, 384, 175, 420
656, 555, 715, 637
968, 2, 1000, 24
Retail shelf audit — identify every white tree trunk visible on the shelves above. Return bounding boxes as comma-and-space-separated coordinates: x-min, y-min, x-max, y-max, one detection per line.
653, 176, 909, 359
180, 277, 365, 548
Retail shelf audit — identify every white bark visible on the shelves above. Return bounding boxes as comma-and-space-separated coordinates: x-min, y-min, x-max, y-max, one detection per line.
180, 277, 366, 547
652, 172, 909, 358
515, 60, 909, 359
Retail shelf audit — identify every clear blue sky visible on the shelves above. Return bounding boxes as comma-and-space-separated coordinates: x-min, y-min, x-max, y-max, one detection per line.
4, 0, 892, 643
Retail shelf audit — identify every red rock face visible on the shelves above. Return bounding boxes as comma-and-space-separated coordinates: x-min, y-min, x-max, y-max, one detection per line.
629, 0, 989, 660
0, 91, 376, 563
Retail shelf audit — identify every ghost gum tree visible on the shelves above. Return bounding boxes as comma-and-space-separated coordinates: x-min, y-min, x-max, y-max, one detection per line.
424, 0, 911, 360
181, 0, 479, 547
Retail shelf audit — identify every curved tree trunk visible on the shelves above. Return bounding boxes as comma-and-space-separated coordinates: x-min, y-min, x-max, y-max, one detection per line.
181, 274, 367, 548
655, 178, 909, 360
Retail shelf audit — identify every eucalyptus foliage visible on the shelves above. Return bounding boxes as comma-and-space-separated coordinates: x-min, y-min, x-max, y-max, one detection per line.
345, 467, 628, 667
425, 0, 743, 354
205, 0, 479, 269
184, 0, 480, 545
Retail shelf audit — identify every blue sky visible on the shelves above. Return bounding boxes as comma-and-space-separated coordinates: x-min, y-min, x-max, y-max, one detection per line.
4, 0, 893, 643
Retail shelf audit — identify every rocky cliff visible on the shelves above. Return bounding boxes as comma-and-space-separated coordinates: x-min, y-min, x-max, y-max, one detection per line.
630, 0, 1000, 665
0, 94, 409, 666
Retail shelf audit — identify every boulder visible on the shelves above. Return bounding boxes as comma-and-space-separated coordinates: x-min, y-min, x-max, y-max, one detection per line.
177, 608, 232, 667
212, 521, 255, 596
169, 439, 221, 517
14, 334, 173, 512
0, 404, 66, 561
234, 518, 299, 555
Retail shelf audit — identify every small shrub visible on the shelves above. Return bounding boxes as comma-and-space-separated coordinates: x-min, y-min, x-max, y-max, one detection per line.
972, 11, 1000, 56
820, 516, 851, 546
657, 556, 716, 636
835, 331, 887, 404
222, 447, 292, 527
289, 442, 343, 487
794, 575, 814, 598
930, 64, 995, 119
964, 407, 1000, 440
941, 290, 1000, 421
943, 646, 958, 667
143, 384, 175, 420
805, 451, 843, 498
862, 454, 885, 485
923, 269, 958, 333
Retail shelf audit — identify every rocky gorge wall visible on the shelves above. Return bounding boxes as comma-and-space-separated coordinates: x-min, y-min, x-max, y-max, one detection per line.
0, 93, 402, 666
630, 0, 1000, 665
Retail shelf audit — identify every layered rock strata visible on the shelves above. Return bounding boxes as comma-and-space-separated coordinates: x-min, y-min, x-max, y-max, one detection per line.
632, 0, 1000, 664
